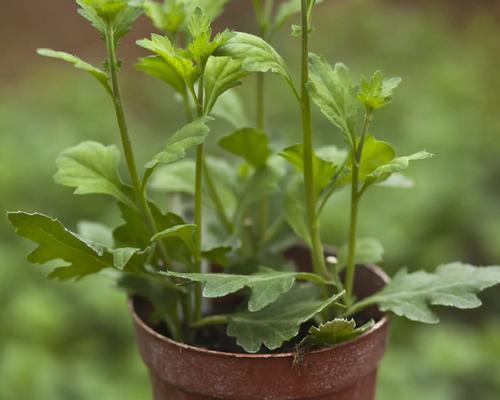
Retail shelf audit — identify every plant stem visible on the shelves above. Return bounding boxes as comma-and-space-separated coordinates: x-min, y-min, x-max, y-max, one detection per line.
344, 111, 373, 305
105, 26, 170, 265
192, 314, 229, 328
300, 0, 329, 279
204, 166, 233, 233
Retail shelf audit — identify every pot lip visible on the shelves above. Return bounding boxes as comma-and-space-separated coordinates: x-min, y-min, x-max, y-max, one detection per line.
130, 263, 390, 360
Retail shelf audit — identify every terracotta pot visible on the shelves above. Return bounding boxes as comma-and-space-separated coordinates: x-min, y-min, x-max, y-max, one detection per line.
130, 257, 390, 400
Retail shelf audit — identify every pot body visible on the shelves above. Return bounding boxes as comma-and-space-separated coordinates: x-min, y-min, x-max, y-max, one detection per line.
130, 260, 390, 400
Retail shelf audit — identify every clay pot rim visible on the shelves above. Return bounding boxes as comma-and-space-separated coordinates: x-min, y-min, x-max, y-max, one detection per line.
129, 263, 389, 360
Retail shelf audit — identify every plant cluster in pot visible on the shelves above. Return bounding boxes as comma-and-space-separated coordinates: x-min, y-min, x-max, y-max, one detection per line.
8, 1, 500, 399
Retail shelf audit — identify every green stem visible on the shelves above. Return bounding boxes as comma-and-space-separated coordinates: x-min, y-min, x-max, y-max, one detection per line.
344, 111, 373, 305
192, 314, 229, 329
300, 0, 329, 279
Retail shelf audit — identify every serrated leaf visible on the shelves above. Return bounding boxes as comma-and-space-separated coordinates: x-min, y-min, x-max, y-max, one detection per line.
280, 144, 337, 195
302, 318, 375, 347
359, 263, 500, 323
219, 128, 269, 167
365, 151, 433, 185
307, 54, 358, 141
112, 3, 143, 44
135, 56, 187, 94
151, 224, 198, 253
37, 49, 110, 91
168, 267, 304, 312
337, 238, 384, 270
76, 0, 107, 35
54, 141, 134, 207
216, 32, 291, 80
358, 70, 402, 111
8, 212, 113, 280
211, 88, 249, 128
227, 285, 344, 353
203, 56, 247, 114
145, 117, 211, 171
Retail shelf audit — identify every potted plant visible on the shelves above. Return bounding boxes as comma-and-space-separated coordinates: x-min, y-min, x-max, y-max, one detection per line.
8, 0, 500, 399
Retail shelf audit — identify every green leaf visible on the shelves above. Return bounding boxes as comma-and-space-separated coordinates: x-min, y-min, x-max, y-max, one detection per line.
356, 135, 396, 182
358, 70, 402, 111
145, 117, 211, 171
168, 267, 307, 312
227, 285, 344, 353
238, 166, 280, 208
8, 212, 113, 280
135, 56, 187, 95
211, 88, 250, 128
37, 49, 110, 92
150, 159, 196, 194
203, 56, 247, 114
302, 318, 374, 347
307, 54, 358, 141
284, 175, 310, 245
151, 224, 198, 253
359, 263, 500, 323
216, 32, 291, 80
76, 0, 107, 35
77, 221, 115, 248
137, 34, 199, 88
111, 247, 151, 271
202, 244, 233, 267
219, 128, 269, 167
273, 0, 323, 30
54, 141, 133, 207
185, 0, 231, 21
112, 2, 143, 44
365, 150, 433, 185
143, 0, 185, 34
280, 144, 337, 194
338, 238, 384, 270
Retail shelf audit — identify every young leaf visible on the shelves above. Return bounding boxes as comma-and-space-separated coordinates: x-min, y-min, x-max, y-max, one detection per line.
227, 285, 344, 353
203, 56, 247, 114
337, 238, 384, 270
365, 151, 433, 186
358, 70, 402, 111
112, 2, 143, 45
151, 224, 198, 253
143, 0, 185, 34
54, 141, 134, 207
7, 212, 113, 280
145, 117, 211, 171
357, 135, 396, 181
185, 0, 231, 21
135, 56, 187, 95
76, 0, 107, 35
137, 34, 199, 88
168, 267, 304, 312
301, 318, 375, 347
37, 49, 110, 93
357, 263, 500, 323
280, 144, 337, 194
211, 89, 250, 128
219, 128, 269, 167
216, 32, 291, 80
307, 54, 358, 142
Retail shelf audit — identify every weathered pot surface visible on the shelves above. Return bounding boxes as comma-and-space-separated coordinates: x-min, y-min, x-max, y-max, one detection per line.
130, 258, 390, 400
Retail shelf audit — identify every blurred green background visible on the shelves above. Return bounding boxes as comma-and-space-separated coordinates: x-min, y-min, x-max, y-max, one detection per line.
1, 0, 499, 399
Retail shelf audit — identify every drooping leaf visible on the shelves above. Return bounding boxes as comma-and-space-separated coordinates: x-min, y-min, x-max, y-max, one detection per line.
280, 144, 337, 194
203, 56, 247, 114
135, 56, 187, 95
211, 88, 250, 128
7, 212, 113, 280
77, 221, 115, 248
337, 238, 384, 270
365, 151, 433, 186
358, 70, 402, 111
216, 32, 291, 80
219, 128, 269, 167
227, 285, 344, 353
168, 267, 307, 312
284, 175, 310, 245
145, 117, 211, 171
307, 54, 358, 141
358, 263, 500, 323
37, 49, 110, 92
151, 224, 198, 253
301, 318, 375, 347
54, 141, 134, 207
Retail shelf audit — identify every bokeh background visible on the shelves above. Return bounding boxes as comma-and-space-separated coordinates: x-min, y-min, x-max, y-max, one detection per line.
1, 0, 500, 399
